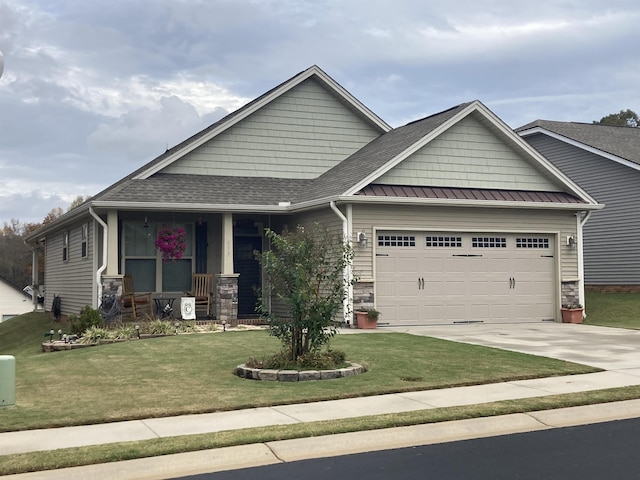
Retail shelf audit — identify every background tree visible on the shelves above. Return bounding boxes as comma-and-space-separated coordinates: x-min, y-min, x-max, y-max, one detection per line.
42, 207, 64, 225
0, 219, 41, 289
67, 195, 91, 211
257, 223, 355, 362
594, 109, 639, 127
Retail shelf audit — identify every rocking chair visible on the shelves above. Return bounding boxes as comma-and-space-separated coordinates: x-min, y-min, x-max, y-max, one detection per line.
188, 273, 213, 318
121, 274, 152, 319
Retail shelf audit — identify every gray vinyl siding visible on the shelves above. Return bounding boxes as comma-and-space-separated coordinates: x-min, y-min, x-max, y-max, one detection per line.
162, 78, 381, 179
525, 134, 640, 285
377, 114, 560, 191
44, 219, 95, 317
351, 204, 578, 282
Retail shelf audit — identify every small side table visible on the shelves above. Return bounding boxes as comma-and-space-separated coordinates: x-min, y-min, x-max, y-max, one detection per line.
154, 297, 175, 319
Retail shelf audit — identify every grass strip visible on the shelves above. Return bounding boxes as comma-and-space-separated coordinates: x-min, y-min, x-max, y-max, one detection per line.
2, 385, 640, 476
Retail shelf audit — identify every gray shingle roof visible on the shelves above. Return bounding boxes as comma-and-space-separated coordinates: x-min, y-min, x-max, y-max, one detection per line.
517, 120, 640, 166
97, 174, 312, 206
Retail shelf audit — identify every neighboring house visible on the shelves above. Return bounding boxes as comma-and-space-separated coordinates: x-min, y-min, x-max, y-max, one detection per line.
0, 277, 32, 323
517, 120, 640, 291
25, 66, 601, 326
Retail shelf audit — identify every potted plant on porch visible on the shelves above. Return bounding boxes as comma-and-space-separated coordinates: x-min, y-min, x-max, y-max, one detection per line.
561, 303, 584, 324
355, 308, 380, 329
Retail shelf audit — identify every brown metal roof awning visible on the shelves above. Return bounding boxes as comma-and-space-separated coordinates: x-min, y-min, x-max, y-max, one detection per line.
356, 184, 586, 204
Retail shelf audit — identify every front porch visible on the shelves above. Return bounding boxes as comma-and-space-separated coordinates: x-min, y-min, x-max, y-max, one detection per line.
97, 210, 280, 324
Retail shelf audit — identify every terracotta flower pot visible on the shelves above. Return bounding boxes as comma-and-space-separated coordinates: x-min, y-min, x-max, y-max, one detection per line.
561, 308, 583, 324
355, 311, 378, 329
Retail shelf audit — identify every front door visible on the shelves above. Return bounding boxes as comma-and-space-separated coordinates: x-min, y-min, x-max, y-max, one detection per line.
233, 235, 262, 317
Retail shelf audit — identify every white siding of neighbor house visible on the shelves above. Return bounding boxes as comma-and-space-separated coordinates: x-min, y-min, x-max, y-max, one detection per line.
377, 114, 560, 191
44, 219, 95, 317
0, 280, 32, 322
350, 204, 578, 283
162, 78, 382, 178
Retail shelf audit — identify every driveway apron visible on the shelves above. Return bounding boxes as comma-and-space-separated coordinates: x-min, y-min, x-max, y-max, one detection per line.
382, 323, 640, 371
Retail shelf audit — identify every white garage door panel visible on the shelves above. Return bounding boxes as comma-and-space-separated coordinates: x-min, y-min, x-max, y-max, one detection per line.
376, 232, 556, 325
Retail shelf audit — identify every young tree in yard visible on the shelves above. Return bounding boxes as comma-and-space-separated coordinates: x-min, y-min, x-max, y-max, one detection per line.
257, 223, 355, 362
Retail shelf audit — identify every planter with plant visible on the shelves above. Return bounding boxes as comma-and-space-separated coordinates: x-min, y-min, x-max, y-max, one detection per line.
355, 308, 379, 329
155, 226, 186, 262
561, 303, 584, 323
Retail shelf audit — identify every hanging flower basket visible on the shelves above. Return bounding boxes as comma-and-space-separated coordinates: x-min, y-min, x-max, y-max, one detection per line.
155, 226, 186, 262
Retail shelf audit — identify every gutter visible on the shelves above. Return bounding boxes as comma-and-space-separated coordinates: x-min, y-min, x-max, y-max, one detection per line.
330, 201, 352, 325
89, 207, 108, 309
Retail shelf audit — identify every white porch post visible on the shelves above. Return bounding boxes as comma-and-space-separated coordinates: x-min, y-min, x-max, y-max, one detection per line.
221, 212, 234, 275
106, 210, 118, 276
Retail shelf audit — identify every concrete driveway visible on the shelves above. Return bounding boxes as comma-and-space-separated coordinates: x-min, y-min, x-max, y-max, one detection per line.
383, 323, 640, 372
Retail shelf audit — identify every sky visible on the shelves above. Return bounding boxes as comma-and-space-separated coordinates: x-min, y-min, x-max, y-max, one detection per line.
0, 0, 638, 225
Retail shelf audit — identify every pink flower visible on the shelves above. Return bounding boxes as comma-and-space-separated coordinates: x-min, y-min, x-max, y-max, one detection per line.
155, 226, 186, 262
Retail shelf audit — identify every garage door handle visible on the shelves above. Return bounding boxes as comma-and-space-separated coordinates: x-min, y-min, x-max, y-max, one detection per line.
509, 277, 515, 289
418, 277, 425, 290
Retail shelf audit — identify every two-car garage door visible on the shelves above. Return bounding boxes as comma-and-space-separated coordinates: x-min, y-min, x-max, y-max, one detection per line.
376, 232, 556, 325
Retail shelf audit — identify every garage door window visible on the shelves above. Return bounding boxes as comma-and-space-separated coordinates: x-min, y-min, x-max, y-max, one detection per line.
378, 235, 416, 247
516, 237, 550, 248
425, 236, 462, 247
472, 237, 507, 248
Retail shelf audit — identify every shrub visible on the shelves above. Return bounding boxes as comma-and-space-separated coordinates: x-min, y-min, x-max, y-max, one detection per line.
77, 326, 112, 344
257, 223, 356, 361
69, 306, 103, 335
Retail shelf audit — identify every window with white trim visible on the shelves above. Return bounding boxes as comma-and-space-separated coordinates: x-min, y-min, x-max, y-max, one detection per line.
425, 236, 462, 247
472, 237, 507, 248
81, 224, 88, 258
516, 237, 549, 249
123, 222, 193, 292
377, 235, 416, 247
62, 231, 69, 262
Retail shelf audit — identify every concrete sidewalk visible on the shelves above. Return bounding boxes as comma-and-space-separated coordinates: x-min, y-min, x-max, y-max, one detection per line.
3, 369, 640, 458
5, 393, 640, 479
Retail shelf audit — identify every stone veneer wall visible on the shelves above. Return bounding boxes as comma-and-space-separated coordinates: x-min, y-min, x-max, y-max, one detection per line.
561, 280, 579, 306
352, 281, 374, 326
216, 274, 239, 325
101, 275, 123, 298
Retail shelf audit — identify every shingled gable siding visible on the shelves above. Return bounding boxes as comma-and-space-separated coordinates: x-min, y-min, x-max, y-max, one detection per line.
44, 220, 95, 317
377, 114, 559, 192
351, 204, 578, 282
525, 134, 640, 285
162, 78, 381, 179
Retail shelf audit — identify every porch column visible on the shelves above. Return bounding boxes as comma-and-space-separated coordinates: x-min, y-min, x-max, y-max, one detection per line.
218, 213, 238, 324
221, 213, 234, 275
106, 210, 119, 276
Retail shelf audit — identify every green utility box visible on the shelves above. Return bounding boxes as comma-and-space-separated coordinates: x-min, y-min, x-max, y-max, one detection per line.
0, 355, 16, 407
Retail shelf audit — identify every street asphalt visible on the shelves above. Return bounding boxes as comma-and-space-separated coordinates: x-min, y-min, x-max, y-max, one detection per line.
3, 322, 640, 479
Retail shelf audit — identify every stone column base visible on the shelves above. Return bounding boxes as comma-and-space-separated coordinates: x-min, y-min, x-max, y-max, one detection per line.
216, 274, 239, 325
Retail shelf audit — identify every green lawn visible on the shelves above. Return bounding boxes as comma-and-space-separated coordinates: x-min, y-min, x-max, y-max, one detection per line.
584, 292, 640, 329
0, 312, 598, 432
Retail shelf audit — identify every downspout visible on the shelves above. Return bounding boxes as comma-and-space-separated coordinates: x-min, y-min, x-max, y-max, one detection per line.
577, 211, 592, 318
89, 207, 108, 309
24, 240, 39, 311
330, 201, 352, 324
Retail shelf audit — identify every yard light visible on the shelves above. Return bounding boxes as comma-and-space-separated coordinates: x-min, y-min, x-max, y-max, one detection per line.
49, 329, 54, 342
62, 334, 68, 344
175, 321, 180, 335
58, 329, 63, 340
135, 325, 140, 339
222, 320, 226, 332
